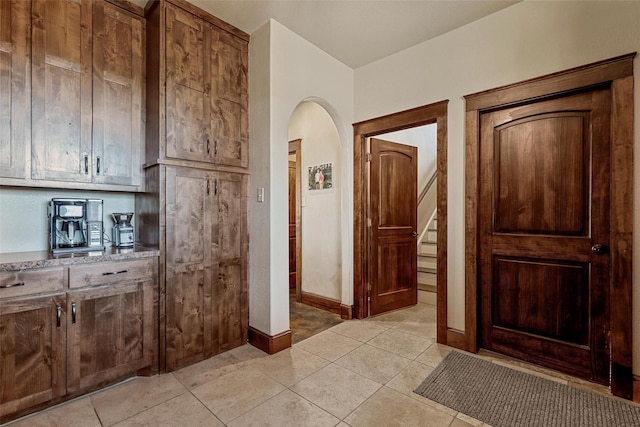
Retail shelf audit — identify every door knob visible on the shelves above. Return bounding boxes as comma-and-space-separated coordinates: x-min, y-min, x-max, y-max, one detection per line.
411, 232, 418, 237
591, 244, 608, 255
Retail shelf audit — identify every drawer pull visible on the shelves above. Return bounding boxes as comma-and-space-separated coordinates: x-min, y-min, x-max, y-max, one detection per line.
102, 269, 129, 276
71, 302, 77, 324
0, 281, 25, 289
56, 305, 62, 328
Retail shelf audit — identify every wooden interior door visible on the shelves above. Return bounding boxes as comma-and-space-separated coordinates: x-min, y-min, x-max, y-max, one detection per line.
288, 160, 297, 289
369, 138, 418, 315
479, 88, 611, 383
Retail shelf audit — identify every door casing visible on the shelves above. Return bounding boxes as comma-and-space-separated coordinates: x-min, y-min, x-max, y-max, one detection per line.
353, 101, 449, 343
464, 53, 635, 399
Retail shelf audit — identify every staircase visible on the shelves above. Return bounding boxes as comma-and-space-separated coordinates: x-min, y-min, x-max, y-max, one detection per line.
418, 214, 437, 305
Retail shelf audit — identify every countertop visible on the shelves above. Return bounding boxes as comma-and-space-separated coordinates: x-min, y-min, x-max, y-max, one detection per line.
0, 246, 160, 271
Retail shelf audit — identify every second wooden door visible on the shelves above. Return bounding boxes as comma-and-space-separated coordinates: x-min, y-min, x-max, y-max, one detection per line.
369, 138, 418, 315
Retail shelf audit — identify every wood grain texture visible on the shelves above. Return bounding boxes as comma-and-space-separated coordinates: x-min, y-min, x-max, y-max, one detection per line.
465, 54, 635, 397
0, 0, 30, 180
92, 0, 145, 187
66, 280, 154, 393
0, 293, 66, 423
0, 267, 64, 299
31, 0, 92, 182
353, 100, 448, 321
610, 75, 634, 399
248, 327, 291, 355
369, 138, 417, 315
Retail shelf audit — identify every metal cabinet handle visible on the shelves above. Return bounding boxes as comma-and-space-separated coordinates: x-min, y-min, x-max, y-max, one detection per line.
96, 156, 101, 175
206, 137, 210, 155
84, 155, 89, 175
0, 281, 25, 289
56, 305, 62, 328
102, 269, 128, 276
71, 302, 76, 324
214, 139, 218, 156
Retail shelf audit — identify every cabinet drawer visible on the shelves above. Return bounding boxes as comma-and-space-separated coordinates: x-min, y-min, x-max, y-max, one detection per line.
0, 267, 65, 299
69, 259, 156, 289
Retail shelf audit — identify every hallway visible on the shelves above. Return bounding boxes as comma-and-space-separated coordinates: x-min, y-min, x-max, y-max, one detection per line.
5, 300, 611, 427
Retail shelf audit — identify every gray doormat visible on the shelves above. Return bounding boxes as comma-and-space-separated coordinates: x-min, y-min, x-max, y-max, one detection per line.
414, 351, 640, 427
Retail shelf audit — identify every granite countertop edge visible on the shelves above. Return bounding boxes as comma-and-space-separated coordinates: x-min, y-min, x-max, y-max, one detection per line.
0, 246, 160, 272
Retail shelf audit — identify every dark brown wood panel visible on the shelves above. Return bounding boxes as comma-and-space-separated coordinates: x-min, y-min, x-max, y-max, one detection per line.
353, 101, 448, 327
465, 53, 635, 398
0, 0, 30, 179
479, 88, 611, 385
214, 173, 247, 353
66, 281, 153, 393
0, 294, 66, 423
494, 113, 589, 235
288, 160, 297, 289
369, 138, 417, 315
165, 166, 213, 371
165, 3, 210, 163
92, 0, 144, 186
492, 257, 589, 344
31, 0, 92, 182
210, 27, 248, 167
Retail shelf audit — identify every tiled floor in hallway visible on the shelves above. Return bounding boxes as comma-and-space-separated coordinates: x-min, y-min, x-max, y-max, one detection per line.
4, 300, 611, 427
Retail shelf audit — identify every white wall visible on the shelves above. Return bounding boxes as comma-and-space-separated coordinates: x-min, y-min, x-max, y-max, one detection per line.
249, 19, 354, 336
354, 0, 640, 368
0, 187, 134, 253
289, 101, 342, 301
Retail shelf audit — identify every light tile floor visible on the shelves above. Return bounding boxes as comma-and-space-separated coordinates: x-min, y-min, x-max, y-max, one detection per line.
4, 301, 612, 427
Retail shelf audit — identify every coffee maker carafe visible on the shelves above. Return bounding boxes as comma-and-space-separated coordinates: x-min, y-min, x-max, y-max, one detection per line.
49, 199, 104, 254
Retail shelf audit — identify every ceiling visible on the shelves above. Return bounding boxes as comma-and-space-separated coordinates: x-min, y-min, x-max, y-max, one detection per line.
134, 1, 520, 69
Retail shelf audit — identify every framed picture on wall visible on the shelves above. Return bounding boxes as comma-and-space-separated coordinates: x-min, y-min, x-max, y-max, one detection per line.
308, 163, 333, 191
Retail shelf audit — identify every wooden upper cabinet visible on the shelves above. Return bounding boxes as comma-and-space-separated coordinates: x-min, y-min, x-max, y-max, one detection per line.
210, 28, 248, 168
31, 0, 92, 182
165, 3, 210, 163
162, 1, 248, 168
92, 1, 144, 187
0, 0, 30, 180
27, 0, 144, 189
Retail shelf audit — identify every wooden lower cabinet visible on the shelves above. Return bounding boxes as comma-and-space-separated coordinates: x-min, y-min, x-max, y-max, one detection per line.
0, 258, 157, 423
66, 280, 154, 393
163, 166, 248, 371
0, 294, 66, 422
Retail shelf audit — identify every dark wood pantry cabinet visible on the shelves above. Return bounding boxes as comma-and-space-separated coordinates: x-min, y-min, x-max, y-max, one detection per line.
138, 0, 249, 372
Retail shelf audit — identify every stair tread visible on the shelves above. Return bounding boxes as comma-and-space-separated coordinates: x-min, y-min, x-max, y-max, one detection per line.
418, 267, 437, 274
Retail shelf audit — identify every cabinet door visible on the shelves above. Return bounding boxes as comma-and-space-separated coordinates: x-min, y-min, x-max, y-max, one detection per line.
31, 0, 92, 182
212, 172, 248, 353
165, 166, 214, 371
66, 280, 153, 393
0, 0, 30, 179
210, 28, 248, 168
165, 4, 211, 163
0, 294, 66, 422
92, 1, 144, 186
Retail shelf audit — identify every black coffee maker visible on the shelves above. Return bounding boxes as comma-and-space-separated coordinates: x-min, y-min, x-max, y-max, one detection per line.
49, 198, 104, 253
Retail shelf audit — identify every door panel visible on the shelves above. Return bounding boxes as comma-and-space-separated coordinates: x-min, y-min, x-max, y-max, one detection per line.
165, 3, 210, 162
370, 138, 417, 315
31, 0, 92, 182
479, 89, 611, 383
